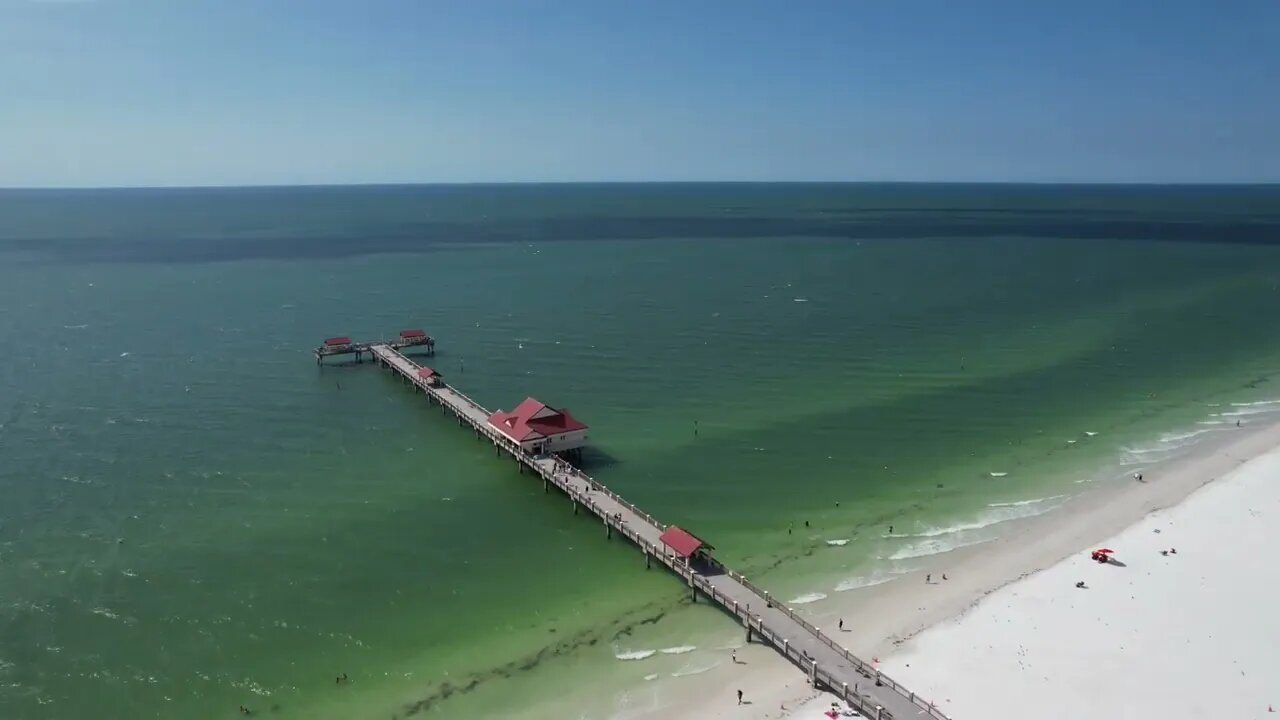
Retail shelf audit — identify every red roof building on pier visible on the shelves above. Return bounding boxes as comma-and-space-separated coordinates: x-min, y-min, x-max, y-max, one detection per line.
416, 367, 442, 386
659, 526, 710, 560
397, 329, 433, 349
324, 336, 352, 347
487, 397, 588, 453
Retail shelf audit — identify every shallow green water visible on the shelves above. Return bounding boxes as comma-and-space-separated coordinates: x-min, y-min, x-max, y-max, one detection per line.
2, 184, 1280, 719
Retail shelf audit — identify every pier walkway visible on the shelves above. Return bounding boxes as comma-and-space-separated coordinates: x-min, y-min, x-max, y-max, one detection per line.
366, 343, 948, 720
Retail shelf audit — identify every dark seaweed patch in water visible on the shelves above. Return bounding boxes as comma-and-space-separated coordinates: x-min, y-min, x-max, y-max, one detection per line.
399, 606, 668, 716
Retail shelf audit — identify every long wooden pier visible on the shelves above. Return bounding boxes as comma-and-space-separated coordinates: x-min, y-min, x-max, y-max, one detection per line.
363, 342, 949, 720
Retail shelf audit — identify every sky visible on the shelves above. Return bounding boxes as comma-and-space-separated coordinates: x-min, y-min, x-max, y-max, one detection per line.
1, 0, 1278, 187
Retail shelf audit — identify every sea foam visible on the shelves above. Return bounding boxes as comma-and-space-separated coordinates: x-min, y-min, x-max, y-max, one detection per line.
788, 592, 827, 605
659, 645, 697, 655
834, 570, 910, 593
1159, 428, 1218, 444
902, 499, 1063, 538
987, 494, 1067, 508
670, 660, 719, 678
888, 535, 994, 560
614, 650, 656, 661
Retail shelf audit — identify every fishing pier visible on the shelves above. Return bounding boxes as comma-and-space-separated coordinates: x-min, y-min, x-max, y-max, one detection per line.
313, 329, 434, 364
320, 333, 949, 720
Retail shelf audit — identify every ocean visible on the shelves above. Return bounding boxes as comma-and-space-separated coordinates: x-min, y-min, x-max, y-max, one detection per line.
2, 183, 1280, 719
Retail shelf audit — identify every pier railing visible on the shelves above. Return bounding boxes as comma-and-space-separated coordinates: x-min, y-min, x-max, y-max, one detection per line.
549, 464, 667, 532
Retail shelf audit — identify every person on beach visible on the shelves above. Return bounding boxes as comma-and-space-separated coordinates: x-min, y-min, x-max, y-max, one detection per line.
926, 573, 931, 583
888, 525, 894, 534
732, 650, 738, 663
737, 689, 744, 705
942, 573, 948, 581
838, 618, 844, 631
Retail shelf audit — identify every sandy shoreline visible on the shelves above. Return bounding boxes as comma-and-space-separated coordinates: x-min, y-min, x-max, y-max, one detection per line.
635, 419, 1280, 720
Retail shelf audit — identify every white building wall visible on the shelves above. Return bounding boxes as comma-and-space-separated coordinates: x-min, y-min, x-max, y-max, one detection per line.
520, 428, 588, 453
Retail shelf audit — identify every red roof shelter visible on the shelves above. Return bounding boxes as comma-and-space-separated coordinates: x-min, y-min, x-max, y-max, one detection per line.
487, 397, 588, 444
417, 367, 438, 378
660, 526, 709, 559
324, 336, 352, 347
400, 329, 427, 339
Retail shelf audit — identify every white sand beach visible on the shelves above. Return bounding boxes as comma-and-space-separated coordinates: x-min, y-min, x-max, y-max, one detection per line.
875, 440, 1280, 719
642, 422, 1280, 720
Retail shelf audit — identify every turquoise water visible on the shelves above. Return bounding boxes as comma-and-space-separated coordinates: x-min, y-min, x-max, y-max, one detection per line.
2, 184, 1280, 719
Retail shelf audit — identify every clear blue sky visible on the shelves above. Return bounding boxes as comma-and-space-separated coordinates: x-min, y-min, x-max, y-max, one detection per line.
2, 0, 1278, 187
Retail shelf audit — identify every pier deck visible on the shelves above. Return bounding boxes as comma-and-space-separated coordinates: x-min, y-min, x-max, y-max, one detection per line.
365, 343, 948, 720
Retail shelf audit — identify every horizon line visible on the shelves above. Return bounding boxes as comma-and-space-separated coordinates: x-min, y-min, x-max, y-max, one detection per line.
3, 179, 1280, 192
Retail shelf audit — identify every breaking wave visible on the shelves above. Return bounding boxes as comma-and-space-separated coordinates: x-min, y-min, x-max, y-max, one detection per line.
614, 650, 656, 661
888, 535, 994, 560
670, 660, 720, 678
901, 498, 1064, 538
834, 570, 911, 593
987, 494, 1067, 508
788, 592, 827, 605
1215, 406, 1278, 418
658, 645, 697, 655
1159, 428, 1218, 444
